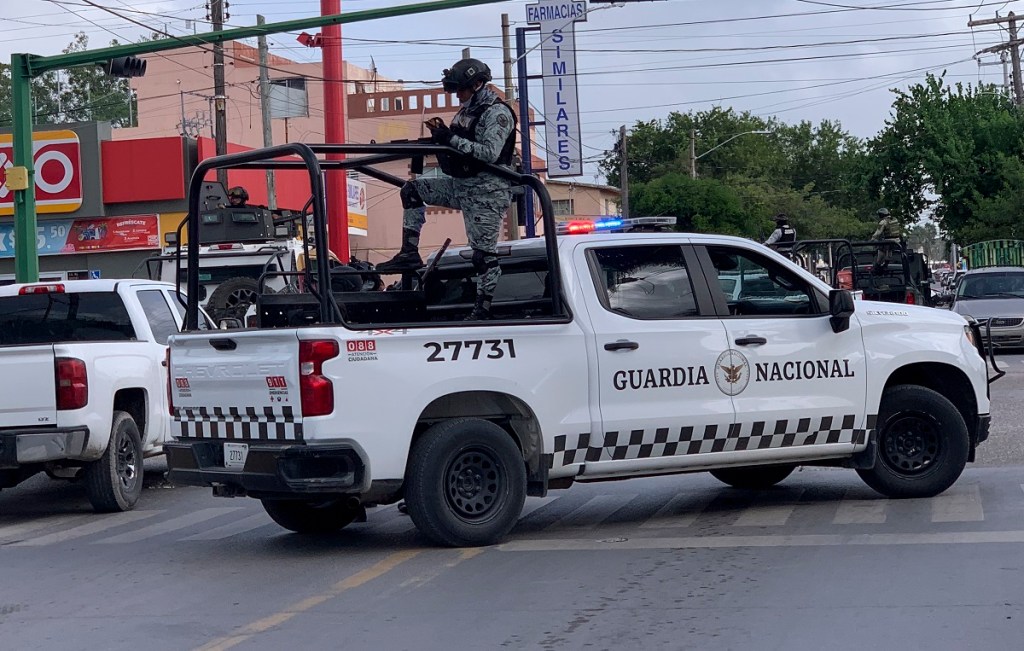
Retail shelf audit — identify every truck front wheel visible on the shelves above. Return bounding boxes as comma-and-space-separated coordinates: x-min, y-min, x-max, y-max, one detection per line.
405, 419, 526, 547
261, 499, 361, 534
84, 411, 143, 512
856, 384, 969, 498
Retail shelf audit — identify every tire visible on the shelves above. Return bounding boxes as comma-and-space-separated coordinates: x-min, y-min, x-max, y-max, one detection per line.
261, 499, 360, 534
404, 418, 526, 547
207, 276, 260, 321
856, 384, 969, 498
84, 411, 143, 512
710, 464, 796, 490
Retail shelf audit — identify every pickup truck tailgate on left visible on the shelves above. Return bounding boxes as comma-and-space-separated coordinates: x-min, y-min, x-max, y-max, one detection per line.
169, 330, 303, 440
0, 346, 58, 427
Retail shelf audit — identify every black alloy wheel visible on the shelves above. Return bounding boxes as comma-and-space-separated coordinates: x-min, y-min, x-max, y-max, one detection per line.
879, 412, 942, 475
445, 446, 506, 524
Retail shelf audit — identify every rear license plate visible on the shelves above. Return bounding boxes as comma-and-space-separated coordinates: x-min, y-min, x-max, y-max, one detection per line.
223, 442, 249, 469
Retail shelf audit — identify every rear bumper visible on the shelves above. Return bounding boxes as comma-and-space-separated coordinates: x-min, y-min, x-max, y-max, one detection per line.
0, 427, 91, 468
164, 439, 369, 497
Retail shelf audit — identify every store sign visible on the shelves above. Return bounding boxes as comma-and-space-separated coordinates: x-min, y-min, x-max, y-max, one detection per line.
0, 130, 83, 215
0, 214, 160, 258
347, 178, 368, 236
527, 1, 586, 177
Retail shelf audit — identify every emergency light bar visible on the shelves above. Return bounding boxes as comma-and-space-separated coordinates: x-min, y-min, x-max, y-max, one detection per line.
555, 216, 677, 235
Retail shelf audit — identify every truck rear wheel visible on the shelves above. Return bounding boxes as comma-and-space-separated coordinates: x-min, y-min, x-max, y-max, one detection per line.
207, 276, 259, 321
856, 384, 969, 498
261, 499, 360, 534
84, 411, 143, 512
710, 464, 796, 490
404, 418, 526, 547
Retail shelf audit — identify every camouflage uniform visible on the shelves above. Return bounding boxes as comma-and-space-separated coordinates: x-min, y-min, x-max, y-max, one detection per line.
872, 215, 900, 240
401, 87, 514, 298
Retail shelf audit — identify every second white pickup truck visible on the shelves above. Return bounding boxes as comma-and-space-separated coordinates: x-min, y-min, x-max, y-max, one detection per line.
0, 279, 209, 511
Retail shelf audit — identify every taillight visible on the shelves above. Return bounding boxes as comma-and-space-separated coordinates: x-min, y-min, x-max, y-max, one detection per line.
55, 357, 88, 410
299, 339, 338, 417
20, 283, 65, 295
905, 291, 916, 305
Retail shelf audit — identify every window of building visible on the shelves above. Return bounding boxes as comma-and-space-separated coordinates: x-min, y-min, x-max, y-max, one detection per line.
552, 199, 574, 216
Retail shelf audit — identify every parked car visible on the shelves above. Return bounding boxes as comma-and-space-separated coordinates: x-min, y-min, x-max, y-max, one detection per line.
0, 279, 211, 510
949, 267, 1024, 348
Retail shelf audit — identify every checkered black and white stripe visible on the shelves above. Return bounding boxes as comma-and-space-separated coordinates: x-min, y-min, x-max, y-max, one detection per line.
551, 414, 876, 469
175, 406, 303, 441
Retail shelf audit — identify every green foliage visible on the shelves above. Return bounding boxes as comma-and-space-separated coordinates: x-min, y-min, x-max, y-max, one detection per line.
869, 73, 1024, 243
0, 32, 136, 128
603, 107, 879, 239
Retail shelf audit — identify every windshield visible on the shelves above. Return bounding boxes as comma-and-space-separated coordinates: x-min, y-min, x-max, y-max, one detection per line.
0, 291, 136, 345
956, 272, 1024, 299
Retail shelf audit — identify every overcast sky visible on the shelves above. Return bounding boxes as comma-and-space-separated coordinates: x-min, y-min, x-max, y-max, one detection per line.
2, 0, 1019, 183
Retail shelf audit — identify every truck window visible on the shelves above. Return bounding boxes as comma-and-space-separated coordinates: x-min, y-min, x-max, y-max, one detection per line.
137, 290, 179, 344
589, 245, 698, 319
0, 291, 136, 344
706, 246, 817, 317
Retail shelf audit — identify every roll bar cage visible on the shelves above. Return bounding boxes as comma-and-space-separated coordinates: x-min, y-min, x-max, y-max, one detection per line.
181, 142, 563, 330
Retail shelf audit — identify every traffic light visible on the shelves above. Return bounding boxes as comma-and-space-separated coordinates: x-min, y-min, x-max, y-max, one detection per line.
103, 56, 147, 78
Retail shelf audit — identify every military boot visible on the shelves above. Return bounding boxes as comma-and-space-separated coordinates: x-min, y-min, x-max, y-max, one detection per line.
376, 228, 424, 272
465, 294, 493, 321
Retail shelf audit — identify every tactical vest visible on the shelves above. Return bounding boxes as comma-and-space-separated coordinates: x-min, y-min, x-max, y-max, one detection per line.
777, 225, 796, 243
438, 96, 516, 179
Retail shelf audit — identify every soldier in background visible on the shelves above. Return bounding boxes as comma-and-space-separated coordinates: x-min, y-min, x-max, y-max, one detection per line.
764, 213, 796, 249
872, 207, 900, 240
375, 58, 516, 320
871, 207, 901, 273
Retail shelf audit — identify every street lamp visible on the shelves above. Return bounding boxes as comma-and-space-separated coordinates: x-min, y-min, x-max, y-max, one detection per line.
689, 129, 772, 179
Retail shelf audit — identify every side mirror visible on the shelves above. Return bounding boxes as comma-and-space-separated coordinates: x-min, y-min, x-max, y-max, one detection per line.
932, 294, 953, 308
829, 289, 855, 333
218, 318, 243, 330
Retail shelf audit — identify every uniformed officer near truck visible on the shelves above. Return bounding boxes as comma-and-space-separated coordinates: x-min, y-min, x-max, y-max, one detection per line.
375, 58, 517, 321
763, 213, 796, 249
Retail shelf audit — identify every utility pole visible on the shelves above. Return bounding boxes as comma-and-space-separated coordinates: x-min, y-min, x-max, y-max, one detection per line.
689, 128, 697, 179
256, 15, 277, 210
619, 125, 629, 219
501, 13, 519, 240
968, 12, 1024, 105
210, 0, 229, 188
320, 0, 350, 260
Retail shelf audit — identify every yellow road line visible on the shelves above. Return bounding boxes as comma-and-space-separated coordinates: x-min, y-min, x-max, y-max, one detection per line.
195, 550, 419, 651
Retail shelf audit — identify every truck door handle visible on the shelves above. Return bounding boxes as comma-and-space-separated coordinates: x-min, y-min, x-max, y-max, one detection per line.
604, 340, 639, 351
209, 338, 237, 351
734, 336, 767, 346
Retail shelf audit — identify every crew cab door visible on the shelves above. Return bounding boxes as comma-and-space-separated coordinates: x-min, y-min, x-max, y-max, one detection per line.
696, 243, 868, 459
575, 240, 735, 477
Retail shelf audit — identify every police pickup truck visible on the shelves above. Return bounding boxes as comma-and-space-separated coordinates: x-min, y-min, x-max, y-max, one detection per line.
164, 143, 997, 547
0, 279, 210, 511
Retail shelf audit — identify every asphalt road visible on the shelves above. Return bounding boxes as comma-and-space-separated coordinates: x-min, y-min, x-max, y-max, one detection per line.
1, 355, 1022, 651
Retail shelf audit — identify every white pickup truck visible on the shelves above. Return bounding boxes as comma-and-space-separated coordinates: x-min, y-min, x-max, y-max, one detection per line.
165, 232, 996, 546
0, 279, 208, 512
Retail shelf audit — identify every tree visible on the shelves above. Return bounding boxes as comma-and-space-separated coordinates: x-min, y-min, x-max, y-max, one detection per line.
601, 107, 878, 239
0, 32, 137, 128
869, 73, 1024, 243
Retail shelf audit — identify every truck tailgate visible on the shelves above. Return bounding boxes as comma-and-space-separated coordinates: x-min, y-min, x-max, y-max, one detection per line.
0, 346, 57, 428
169, 330, 303, 441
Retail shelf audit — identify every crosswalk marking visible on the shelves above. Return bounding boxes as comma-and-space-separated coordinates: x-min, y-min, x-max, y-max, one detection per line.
833, 492, 888, 525
96, 508, 240, 544
546, 495, 637, 531
181, 513, 273, 541
10, 510, 160, 547
733, 504, 797, 527
930, 484, 984, 523
0, 514, 87, 543
639, 494, 712, 529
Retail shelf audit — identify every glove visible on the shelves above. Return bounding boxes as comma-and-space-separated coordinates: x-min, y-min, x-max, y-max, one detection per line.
429, 123, 454, 146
